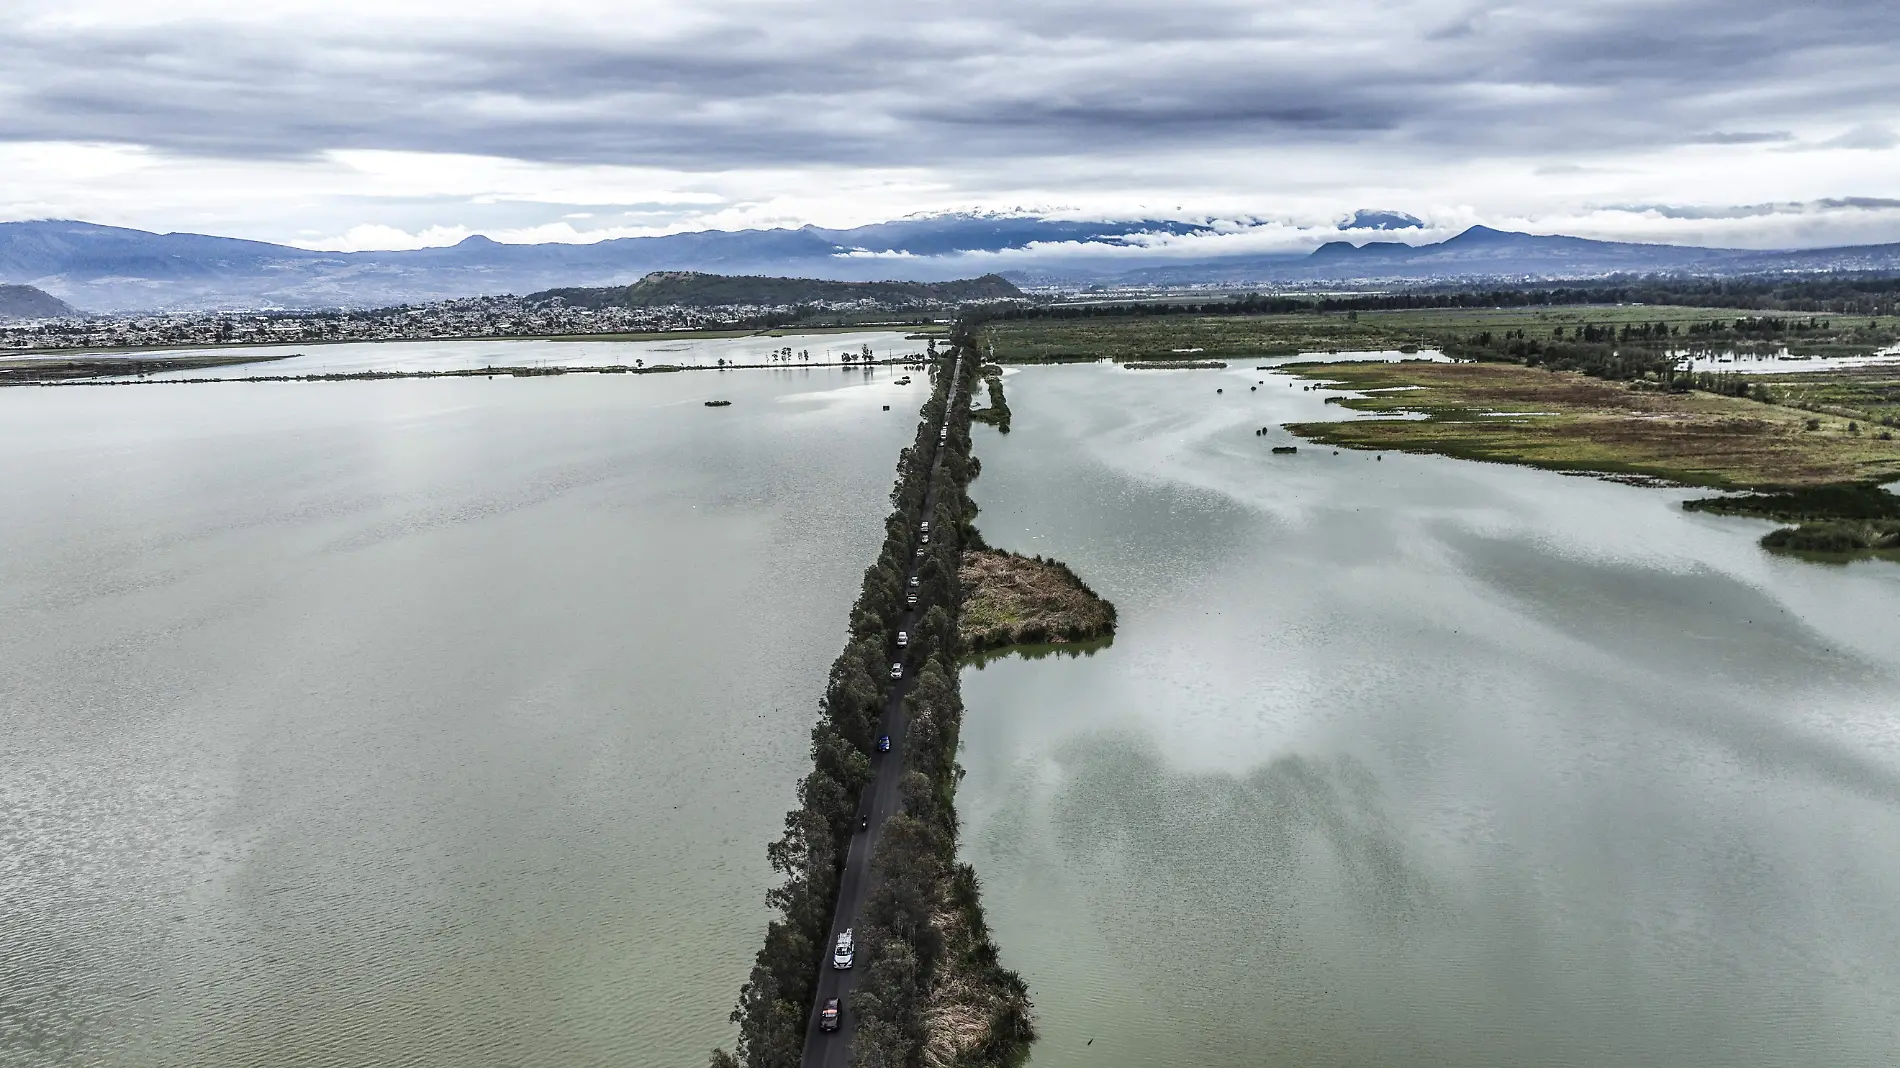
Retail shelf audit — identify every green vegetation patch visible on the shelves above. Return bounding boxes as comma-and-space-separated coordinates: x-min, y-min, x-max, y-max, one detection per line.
969, 369, 1012, 432
1751, 367, 1900, 431
1761, 520, 1900, 554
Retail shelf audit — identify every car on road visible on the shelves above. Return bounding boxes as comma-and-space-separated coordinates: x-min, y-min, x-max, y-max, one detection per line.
877, 734, 891, 752
921, 532, 929, 544
832, 929, 855, 970
820, 997, 841, 1031
905, 592, 918, 607
890, 662, 903, 679
920, 521, 929, 534
908, 576, 919, 588
896, 630, 908, 647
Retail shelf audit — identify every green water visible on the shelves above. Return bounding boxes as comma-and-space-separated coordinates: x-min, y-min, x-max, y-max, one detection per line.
0, 367, 922, 1067
959, 363, 1900, 1068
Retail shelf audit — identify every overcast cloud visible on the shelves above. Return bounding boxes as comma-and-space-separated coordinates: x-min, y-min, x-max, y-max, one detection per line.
3, 0, 1898, 250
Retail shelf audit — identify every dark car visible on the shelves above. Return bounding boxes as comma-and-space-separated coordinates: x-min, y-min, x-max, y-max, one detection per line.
820, 997, 841, 1032
877, 734, 891, 752
905, 592, 918, 607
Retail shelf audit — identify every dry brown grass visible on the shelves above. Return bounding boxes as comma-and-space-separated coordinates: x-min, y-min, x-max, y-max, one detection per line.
959, 549, 1116, 651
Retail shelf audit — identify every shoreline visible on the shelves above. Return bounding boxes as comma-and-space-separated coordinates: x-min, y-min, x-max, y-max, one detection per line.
5, 357, 934, 387
0, 321, 948, 359
1280, 360, 1900, 558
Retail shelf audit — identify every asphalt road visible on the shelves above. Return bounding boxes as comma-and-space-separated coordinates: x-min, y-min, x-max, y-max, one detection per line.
801, 351, 961, 1068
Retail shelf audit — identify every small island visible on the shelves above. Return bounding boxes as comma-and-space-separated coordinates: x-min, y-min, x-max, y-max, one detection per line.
1122, 359, 1227, 370
959, 548, 1117, 653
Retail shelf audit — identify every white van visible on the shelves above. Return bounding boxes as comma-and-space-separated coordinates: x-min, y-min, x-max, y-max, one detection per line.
832, 929, 855, 969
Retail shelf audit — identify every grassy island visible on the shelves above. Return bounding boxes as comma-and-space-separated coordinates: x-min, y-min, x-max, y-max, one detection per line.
959, 549, 1117, 654
1122, 359, 1227, 370
1282, 360, 1900, 556
1283, 361, 1900, 488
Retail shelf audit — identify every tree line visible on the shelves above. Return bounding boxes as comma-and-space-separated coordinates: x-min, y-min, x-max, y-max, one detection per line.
844, 349, 1033, 1068
716, 334, 1032, 1068
714, 356, 956, 1068
965, 275, 1900, 323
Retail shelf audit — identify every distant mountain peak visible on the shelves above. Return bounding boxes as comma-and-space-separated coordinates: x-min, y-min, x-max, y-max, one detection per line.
1340, 209, 1425, 231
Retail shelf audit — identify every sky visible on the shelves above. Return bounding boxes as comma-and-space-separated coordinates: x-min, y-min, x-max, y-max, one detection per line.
3, 0, 1899, 254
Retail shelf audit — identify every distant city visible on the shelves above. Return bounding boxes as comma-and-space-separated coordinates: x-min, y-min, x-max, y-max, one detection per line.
0, 294, 952, 352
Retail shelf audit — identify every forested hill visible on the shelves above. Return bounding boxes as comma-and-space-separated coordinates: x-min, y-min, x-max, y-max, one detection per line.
528, 271, 1023, 309
0, 283, 80, 319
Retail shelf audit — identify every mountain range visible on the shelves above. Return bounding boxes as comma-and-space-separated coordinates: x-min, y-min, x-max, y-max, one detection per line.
5, 215, 1900, 313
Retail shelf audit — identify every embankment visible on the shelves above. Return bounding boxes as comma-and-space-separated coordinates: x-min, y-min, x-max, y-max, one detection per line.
718, 357, 958, 1068
838, 342, 1036, 1068
719, 335, 1033, 1068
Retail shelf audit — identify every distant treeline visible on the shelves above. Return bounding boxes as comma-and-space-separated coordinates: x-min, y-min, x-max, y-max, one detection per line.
966, 275, 1900, 322
531, 271, 1023, 311
1442, 318, 1900, 406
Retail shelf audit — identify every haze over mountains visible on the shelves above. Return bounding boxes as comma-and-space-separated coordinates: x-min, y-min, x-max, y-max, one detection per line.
7, 214, 1900, 313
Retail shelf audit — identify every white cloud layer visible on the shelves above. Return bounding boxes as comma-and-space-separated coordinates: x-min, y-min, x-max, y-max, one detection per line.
3, 0, 1898, 250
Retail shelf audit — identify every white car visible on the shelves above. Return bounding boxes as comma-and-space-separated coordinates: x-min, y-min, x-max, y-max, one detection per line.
896, 631, 909, 647
908, 576, 919, 588
890, 662, 903, 679
833, 929, 855, 970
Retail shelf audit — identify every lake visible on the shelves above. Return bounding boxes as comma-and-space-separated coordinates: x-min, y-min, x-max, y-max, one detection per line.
0, 365, 924, 1067
5, 329, 930, 381
958, 363, 1900, 1068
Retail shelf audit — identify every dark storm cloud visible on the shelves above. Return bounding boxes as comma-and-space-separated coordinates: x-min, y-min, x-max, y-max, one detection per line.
2, 0, 1897, 169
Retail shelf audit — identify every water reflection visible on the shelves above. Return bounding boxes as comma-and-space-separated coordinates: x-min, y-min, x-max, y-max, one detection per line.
957, 363, 1900, 1068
